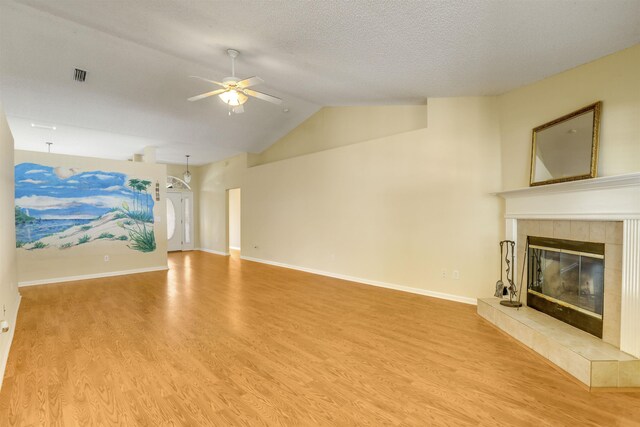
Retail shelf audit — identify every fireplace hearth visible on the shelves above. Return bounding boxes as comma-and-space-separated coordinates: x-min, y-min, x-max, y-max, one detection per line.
527, 236, 604, 337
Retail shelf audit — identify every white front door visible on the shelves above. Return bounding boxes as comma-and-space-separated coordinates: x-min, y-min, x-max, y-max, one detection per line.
167, 190, 194, 252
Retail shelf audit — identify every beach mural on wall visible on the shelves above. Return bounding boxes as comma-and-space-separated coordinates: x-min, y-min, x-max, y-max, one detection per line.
15, 163, 156, 252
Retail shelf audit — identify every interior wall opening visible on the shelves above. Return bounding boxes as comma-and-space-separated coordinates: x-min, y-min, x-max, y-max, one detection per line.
228, 188, 241, 254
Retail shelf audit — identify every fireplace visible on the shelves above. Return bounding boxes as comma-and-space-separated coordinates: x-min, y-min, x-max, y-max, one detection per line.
527, 236, 604, 338
481, 173, 640, 388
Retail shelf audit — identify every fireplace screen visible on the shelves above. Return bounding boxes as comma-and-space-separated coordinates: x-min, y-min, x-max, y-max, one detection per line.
527, 236, 604, 337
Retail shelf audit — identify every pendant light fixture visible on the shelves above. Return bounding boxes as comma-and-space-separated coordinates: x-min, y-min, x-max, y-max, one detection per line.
183, 155, 192, 183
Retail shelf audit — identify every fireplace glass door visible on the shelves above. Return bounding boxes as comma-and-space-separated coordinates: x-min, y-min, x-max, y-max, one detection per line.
527, 237, 604, 337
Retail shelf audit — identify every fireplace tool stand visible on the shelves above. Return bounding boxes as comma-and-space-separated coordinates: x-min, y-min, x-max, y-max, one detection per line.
495, 240, 522, 308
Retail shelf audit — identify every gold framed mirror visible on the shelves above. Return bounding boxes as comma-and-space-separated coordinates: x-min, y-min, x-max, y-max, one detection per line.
530, 101, 601, 186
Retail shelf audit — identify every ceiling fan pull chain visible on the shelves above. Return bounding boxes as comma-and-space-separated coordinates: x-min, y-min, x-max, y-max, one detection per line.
231, 55, 235, 77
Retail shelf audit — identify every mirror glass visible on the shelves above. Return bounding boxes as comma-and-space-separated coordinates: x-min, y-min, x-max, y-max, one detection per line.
530, 102, 601, 186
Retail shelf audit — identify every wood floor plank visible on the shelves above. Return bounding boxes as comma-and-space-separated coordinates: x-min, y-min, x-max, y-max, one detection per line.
1, 250, 639, 426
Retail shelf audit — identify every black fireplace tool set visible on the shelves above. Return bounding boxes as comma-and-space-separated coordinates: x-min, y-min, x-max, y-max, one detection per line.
494, 240, 523, 308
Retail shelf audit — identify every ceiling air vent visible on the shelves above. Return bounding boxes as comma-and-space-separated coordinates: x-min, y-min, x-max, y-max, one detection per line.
73, 68, 87, 82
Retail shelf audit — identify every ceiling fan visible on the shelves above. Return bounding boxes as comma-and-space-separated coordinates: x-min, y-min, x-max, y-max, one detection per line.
188, 49, 282, 114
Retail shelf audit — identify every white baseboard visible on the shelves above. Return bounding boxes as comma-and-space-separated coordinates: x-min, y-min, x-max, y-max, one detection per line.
18, 265, 169, 287
240, 256, 477, 305
0, 292, 21, 391
229, 246, 241, 251
197, 248, 230, 256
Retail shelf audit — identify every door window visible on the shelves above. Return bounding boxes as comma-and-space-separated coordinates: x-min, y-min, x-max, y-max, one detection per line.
167, 198, 176, 240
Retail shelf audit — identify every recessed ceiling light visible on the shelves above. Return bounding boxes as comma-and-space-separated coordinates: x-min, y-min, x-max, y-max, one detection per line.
31, 123, 56, 130
282, 108, 289, 113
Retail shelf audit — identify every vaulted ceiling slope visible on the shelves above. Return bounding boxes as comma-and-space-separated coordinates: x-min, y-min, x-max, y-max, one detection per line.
1, 0, 639, 165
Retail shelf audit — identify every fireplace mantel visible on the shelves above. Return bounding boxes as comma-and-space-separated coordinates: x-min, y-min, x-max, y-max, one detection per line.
492, 172, 640, 360
494, 172, 640, 220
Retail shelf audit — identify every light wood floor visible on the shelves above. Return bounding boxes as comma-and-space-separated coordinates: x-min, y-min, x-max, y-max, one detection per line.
1, 251, 639, 426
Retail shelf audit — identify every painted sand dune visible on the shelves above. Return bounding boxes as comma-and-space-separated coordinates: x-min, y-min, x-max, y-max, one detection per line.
18, 209, 155, 252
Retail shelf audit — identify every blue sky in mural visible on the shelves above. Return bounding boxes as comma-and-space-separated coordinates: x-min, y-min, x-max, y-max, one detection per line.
15, 163, 153, 220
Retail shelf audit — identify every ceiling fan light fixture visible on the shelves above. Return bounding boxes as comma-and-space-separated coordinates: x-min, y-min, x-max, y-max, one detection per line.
187, 48, 281, 112
219, 89, 248, 106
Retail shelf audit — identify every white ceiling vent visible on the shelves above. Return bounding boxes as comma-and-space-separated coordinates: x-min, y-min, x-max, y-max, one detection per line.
73, 68, 87, 82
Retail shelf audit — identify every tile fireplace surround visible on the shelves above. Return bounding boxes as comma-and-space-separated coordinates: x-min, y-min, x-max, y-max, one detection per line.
479, 173, 640, 390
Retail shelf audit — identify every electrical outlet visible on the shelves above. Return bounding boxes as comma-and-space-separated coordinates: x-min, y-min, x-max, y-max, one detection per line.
452, 270, 460, 280
104, 255, 110, 262
441, 269, 447, 279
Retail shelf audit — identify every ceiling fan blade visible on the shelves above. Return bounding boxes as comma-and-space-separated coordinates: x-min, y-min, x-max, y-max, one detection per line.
189, 76, 226, 87
188, 88, 226, 102
233, 105, 245, 114
244, 89, 282, 105
237, 76, 263, 88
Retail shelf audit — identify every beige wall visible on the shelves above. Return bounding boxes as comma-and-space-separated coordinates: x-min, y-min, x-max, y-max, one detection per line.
15, 150, 168, 284
230, 98, 501, 301
166, 163, 200, 249
249, 105, 429, 166
499, 44, 640, 190
0, 103, 20, 389
192, 46, 640, 303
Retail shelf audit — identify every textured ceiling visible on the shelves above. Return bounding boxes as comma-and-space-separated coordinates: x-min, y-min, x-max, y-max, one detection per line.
1, 0, 639, 164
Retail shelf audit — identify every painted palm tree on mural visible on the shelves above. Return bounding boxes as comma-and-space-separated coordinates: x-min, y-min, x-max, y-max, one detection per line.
123, 178, 155, 252
140, 180, 152, 213
127, 178, 141, 211
127, 179, 153, 216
